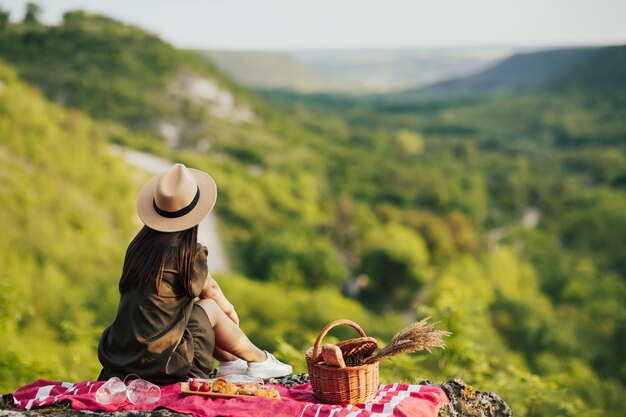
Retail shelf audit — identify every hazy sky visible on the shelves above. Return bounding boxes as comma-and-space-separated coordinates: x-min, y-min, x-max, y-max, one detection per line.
3, 0, 626, 50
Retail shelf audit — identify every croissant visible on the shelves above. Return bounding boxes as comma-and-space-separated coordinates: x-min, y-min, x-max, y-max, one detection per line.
219, 382, 239, 395
255, 387, 279, 398
211, 377, 228, 392
237, 383, 259, 395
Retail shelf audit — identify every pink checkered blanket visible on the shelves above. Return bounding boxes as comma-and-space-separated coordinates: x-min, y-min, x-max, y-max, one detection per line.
12, 379, 449, 417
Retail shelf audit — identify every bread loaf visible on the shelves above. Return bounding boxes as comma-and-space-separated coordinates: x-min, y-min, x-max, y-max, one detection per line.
321, 343, 346, 368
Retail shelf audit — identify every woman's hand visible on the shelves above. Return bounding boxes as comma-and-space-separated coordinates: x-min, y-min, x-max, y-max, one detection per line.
224, 303, 240, 326
200, 274, 218, 299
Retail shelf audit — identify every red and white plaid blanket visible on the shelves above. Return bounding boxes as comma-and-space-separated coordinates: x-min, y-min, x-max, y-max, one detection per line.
12, 379, 449, 417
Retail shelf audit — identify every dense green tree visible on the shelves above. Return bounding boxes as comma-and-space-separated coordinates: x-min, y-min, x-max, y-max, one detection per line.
0, 7, 9, 31
23, 2, 41, 24
357, 223, 429, 309
243, 229, 350, 289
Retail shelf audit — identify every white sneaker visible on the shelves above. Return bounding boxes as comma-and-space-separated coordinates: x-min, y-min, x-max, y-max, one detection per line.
216, 358, 248, 377
246, 351, 293, 379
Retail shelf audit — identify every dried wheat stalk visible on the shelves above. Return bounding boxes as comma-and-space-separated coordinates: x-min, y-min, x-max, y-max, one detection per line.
361, 317, 452, 365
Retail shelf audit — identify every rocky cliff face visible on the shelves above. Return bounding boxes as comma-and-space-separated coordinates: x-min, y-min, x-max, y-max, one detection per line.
0, 377, 512, 417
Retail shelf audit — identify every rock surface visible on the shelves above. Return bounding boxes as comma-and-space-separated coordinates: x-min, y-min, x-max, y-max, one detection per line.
435, 379, 513, 417
0, 376, 512, 417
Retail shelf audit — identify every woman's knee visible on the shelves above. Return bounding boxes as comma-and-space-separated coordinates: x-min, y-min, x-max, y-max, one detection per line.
195, 298, 219, 324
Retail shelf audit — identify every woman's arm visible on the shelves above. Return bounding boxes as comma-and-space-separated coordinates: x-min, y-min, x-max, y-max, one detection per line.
200, 272, 239, 325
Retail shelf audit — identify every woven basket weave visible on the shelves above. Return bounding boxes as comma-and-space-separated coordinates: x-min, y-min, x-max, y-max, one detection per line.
306, 319, 379, 404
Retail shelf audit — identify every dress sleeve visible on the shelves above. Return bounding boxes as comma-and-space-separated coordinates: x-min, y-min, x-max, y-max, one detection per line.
189, 244, 209, 298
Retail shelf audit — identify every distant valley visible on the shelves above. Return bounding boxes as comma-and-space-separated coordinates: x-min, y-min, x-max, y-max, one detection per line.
199, 47, 513, 93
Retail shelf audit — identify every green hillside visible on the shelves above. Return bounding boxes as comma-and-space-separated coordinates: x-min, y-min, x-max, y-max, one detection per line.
1, 8, 625, 417
0, 62, 137, 387
388, 46, 612, 101
0, 10, 258, 150
553, 45, 626, 91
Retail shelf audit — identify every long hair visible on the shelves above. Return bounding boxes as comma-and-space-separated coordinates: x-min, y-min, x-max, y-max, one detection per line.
119, 225, 199, 297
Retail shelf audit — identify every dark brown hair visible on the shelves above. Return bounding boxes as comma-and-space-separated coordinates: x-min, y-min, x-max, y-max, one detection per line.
119, 225, 199, 297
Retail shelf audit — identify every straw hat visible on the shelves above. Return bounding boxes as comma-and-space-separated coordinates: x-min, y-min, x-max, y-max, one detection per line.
136, 164, 217, 232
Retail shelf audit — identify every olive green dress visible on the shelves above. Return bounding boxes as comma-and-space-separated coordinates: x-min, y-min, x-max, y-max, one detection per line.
97, 242, 215, 385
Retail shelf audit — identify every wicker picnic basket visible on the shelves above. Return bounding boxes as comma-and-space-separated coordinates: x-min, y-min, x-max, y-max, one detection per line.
306, 319, 379, 404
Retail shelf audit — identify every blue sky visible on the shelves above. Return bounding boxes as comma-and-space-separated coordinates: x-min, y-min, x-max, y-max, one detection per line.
3, 0, 626, 50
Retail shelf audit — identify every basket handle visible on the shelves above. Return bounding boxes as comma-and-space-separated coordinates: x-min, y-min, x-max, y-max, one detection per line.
312, 319, 367, 360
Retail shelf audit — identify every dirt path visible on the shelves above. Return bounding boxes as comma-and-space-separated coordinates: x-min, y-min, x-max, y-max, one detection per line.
111, 146, 230, 272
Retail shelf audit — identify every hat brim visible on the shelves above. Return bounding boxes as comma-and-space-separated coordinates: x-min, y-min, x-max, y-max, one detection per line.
136, 168, 217, 232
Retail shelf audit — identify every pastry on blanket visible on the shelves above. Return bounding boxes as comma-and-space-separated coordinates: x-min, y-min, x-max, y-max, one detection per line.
219, 382, 239, 395
237, 383, 259, 395
321, 343, 346, 368
255, 387, 279, 398
211, 377, 228, 392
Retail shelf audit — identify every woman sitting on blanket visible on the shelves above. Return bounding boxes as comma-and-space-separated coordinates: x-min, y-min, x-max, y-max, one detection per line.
97, 164, 292, 385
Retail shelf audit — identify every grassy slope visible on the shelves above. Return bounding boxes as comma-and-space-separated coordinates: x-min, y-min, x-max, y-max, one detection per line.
0, 62, 137, 388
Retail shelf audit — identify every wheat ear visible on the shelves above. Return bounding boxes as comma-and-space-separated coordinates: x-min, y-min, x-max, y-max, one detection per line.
362, 317, 451, 365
